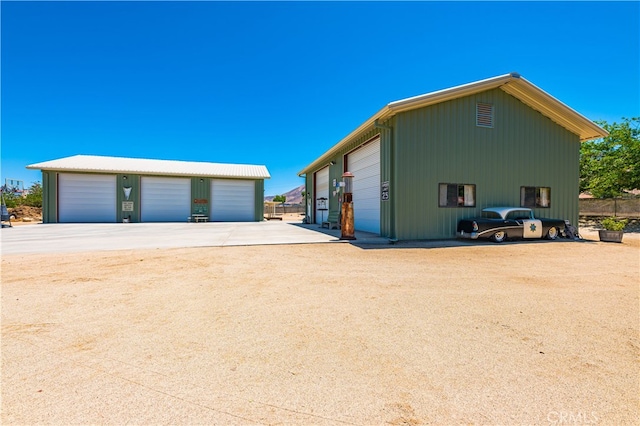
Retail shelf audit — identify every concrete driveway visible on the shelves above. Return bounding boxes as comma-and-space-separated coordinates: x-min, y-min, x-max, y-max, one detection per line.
1, 221, 389, 255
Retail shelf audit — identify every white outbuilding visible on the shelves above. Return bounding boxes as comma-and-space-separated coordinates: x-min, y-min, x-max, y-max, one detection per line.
27, 155, 270, 223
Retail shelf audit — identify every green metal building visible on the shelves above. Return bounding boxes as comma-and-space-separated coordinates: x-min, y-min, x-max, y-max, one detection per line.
299, 73, 608, 240
27, 155, 270, 223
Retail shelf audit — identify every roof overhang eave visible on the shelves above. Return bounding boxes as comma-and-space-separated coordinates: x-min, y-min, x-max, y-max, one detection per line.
26, 165, 271, 180
26, 165, 271, 179
387, 73, 516, 114
499, 77, 608, 142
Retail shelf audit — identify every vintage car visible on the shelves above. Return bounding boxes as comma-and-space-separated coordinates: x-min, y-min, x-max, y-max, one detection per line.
457, 207, 566, 243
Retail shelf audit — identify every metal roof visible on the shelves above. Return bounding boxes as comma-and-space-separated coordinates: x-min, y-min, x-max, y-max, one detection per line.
27, 155, 271, 179
299, 73, 608, 175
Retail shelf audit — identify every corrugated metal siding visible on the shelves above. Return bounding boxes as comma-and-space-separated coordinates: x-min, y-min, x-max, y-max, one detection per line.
42, 171, 57, 223
191, 177, 210, 217
255, 179, 264, 221
39, 171, 267, 223
305, 174, 312, 221
327, 162, 343, 217
300, 74, 605, 182
378, 120, 394, 238
394, 88, 580, 240
117, 174, 140, 222
305, 127, 386, 228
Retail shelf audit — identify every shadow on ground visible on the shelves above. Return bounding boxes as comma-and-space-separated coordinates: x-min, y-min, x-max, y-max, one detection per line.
289, 222, 596, 250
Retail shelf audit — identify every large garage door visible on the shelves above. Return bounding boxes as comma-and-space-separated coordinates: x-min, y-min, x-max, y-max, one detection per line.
141, 177, 191, 222
58, 173, 117, 223
211, 179, 255, 222
347, 138, 381, 234
314, 166, 329, 225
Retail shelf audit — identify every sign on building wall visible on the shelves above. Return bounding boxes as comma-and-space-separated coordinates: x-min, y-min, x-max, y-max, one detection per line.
381, 181, 390, 201
122, 186, 134, 212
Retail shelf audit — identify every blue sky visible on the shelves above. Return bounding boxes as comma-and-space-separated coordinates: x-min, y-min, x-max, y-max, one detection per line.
2, 1, 639, 196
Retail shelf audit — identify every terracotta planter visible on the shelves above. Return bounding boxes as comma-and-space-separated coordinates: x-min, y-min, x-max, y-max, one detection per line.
598, 230, 624, 243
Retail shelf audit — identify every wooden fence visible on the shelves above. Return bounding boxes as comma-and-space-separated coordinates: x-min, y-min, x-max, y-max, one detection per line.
264, 204, 305, 214
579, 198, 640, 218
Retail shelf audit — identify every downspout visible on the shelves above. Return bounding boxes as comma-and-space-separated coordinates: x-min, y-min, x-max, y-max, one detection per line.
374, 119, 397, 243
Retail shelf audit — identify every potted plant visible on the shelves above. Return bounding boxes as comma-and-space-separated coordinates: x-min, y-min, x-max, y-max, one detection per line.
598, 217, 627, 243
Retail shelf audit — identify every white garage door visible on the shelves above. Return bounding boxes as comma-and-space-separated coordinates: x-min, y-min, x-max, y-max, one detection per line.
314, 166, 329, 225
211, 179, 255, 222
58, 173, 117, 223
141, 176, 191, 222
347, 138, 381, 234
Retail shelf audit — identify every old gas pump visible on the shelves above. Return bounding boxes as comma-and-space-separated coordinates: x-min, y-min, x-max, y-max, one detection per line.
340, 172, 356, 240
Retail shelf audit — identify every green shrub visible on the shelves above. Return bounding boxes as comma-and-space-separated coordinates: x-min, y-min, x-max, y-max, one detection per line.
2, 182, 42, 208
24, 182, 42, 207
601, 217, 627, 231
2, 192, 20, 208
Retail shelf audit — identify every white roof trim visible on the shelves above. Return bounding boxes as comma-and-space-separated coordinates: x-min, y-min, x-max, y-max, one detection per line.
299, 73, 607, 175
499, 77, 606, 142
27, 155, 271, 179
386, 73, 514, 113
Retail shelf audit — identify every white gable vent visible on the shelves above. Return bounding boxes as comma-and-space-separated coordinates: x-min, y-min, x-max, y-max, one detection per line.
476, 102, 494, 128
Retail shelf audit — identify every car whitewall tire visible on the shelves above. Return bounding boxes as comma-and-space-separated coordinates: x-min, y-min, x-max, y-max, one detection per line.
492, 231, 507, 243
547, 226, 558, 240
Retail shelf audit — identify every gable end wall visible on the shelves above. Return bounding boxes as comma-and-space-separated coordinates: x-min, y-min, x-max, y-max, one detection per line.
394, 88, 580, 240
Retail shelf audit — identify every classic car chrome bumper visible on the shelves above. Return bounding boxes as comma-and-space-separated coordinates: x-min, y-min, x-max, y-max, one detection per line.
457, 230, 478, 239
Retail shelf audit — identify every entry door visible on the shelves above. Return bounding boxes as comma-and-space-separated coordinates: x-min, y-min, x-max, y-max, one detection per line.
347, 138, 381, 234
58, 173, 117, 223
314, 167, 329, 224
141, 176, 191, 222
523, 219, 543, 238
211, 179, 255, 221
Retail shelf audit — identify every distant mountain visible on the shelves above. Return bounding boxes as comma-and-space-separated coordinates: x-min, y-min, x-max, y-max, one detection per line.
265, 184, 304, 205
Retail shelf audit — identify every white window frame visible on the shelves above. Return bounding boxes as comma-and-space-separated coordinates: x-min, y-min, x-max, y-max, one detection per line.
439, 183, 476, 208
521, 186, 551, 208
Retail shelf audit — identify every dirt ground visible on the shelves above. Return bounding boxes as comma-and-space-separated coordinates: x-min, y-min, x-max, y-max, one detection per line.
1, 226, 639, 424
5, 206, 42, 223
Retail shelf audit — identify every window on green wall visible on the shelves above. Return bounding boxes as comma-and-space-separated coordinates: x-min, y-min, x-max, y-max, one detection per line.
439, 183, 476, 207
521, 186, 551, 208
